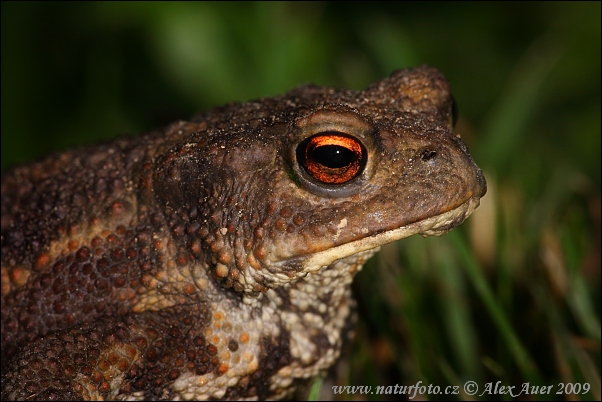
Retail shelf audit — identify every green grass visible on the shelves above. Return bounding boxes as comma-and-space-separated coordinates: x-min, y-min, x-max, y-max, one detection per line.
2, 2, 600, 400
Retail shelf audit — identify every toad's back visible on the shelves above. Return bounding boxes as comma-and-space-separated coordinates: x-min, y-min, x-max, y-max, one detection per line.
1, 66, 486, 400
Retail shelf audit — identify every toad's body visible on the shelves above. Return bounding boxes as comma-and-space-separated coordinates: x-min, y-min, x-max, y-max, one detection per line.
1, 66, 486, 400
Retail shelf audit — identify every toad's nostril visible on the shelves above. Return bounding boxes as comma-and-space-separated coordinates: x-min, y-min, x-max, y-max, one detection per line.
420, 150, 437, 161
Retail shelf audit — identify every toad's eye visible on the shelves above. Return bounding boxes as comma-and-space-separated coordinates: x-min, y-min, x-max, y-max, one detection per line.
297, 133, 367, 184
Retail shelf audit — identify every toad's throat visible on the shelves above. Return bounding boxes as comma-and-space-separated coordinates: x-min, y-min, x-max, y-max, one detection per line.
275, 196, 481, 273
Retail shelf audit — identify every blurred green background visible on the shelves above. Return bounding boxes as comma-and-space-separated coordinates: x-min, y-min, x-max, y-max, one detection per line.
2, 2, 600, 400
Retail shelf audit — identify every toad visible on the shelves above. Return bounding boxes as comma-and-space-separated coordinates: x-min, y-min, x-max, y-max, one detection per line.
1, 66, 486, 400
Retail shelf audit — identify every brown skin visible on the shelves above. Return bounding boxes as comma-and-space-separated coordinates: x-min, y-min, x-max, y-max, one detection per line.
1, 66, 486, 400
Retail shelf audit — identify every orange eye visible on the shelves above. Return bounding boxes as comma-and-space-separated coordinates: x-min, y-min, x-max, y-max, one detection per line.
297, 133, 366, 184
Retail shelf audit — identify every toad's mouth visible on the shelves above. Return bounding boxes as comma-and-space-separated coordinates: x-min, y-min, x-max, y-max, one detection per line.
285, 196, 481, 274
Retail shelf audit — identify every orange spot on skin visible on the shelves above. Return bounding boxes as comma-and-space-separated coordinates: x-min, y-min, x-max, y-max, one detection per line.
266, 202, 278, 215
91, 236, 102, 247
98, 359, 110, 372
176, 254, 188, 266
135, 337, 148, 349
275, 218, 287, 231
183, 284, 195, 294
253, 246, 267, 260
211, 239, 225, 252
253, 283, 268, 293
10, 266, 30, 287
218, 363, 229, 374
214, 311, 224, 320
247, 254, 261, 270
218, 251, 231, 264
140, 274, 153, 286
206, 344, 218, 356
279, 207, 293, 218
68, 240, 79, 251
35, 253, 50, 271
190, 239, 202, 256
108, 353, 119, 364
155, 271, 168, 282
239, 333, 250, 344
98, 381, 110, 393
117, 358, 129, 371
125, 345, 137, 359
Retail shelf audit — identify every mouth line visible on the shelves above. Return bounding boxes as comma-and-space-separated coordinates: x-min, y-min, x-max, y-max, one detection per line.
285, 196, 481, 273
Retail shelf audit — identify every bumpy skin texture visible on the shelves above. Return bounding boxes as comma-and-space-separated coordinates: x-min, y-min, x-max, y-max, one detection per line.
1, 66, 486, 400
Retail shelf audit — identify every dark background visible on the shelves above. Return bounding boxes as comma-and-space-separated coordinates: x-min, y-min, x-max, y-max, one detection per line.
2, 2, 600, 400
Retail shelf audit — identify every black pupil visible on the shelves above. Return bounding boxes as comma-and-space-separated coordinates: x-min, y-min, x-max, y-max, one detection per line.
311, 145, 356, 168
